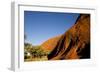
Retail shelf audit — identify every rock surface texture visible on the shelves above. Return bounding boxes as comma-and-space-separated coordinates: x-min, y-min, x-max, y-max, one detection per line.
48, 14, 90, 60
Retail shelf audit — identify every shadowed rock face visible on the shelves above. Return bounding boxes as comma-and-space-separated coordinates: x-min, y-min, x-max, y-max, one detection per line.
48, 14, 90, 60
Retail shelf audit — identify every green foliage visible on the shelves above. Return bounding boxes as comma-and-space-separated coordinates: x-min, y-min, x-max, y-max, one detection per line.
24, 43, 48, 60
31, 46, 47, 58
24, 52, 31, 59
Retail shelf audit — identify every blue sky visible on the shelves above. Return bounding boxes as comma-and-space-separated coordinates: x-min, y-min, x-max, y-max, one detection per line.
24, 11, 80, 45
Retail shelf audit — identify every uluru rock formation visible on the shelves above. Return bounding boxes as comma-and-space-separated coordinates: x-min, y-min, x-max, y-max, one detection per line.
41, 35, 61, 52
48, 14, 90, 60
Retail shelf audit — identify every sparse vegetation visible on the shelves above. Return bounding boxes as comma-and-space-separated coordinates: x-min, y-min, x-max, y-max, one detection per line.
24, 43, 49, 61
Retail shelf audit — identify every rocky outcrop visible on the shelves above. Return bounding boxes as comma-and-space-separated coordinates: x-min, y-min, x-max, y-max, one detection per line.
48, 14, 90, 60
41, 36, 61, 52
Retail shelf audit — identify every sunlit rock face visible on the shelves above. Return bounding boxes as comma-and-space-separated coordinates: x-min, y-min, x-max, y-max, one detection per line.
41, 36, 61, 52
48, 14, 90, 60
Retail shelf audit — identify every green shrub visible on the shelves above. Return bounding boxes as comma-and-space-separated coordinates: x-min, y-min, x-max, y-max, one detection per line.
24, 43, 48, 59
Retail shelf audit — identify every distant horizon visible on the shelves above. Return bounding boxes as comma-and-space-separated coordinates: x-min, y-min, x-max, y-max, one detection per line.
24, 11, 80, 45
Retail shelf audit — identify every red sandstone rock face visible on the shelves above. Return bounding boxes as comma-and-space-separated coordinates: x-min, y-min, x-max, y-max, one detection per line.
48, 14, 90, 60
41, 36, 61, 52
